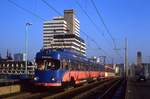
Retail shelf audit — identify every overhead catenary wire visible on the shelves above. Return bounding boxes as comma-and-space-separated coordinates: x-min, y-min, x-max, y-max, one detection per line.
8, 0, 45, 21
41, 0, 62, 16
80, 27, 112, 59
91, 0, 123, 59
75, 0, 113, 49
76, 1, 102, 35
75, 0, 116, 62
90, 0, 116, 49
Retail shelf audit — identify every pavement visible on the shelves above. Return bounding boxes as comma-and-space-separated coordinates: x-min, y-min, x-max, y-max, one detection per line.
126, 78, 150, 99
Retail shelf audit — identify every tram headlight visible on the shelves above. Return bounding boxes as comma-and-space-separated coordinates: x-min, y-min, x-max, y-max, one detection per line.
34, 77, 39, 81
51, 77, 55, 81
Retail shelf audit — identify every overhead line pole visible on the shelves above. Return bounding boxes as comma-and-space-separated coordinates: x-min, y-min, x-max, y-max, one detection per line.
25, 22, 32, 75
124, 38, 128, 79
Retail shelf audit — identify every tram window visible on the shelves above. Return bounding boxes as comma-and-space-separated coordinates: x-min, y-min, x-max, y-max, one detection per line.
70, 61, 76, 70
70, 60, 76, 70
62, 59, 69, 70
36, 60, 45, 70
46, 59, 60, 70
46, 62, 52, 69
46, 62, 55, 69
64, 61, 69, 70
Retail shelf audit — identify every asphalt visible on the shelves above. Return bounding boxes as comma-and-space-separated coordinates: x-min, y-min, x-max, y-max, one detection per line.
126, 78, 150, 99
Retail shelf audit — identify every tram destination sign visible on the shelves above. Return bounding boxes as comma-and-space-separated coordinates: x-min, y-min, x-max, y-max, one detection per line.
42, 56, 52, 59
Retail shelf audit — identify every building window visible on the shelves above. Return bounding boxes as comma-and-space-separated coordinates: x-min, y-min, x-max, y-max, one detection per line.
3, 64, 5, 67
16, 64, 19, 68
7, 64, 9, 68
21, 64, 23, 68
12, 64, 14, 67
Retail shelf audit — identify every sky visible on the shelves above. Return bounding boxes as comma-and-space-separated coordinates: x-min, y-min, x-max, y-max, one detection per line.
0, 0, 150, 63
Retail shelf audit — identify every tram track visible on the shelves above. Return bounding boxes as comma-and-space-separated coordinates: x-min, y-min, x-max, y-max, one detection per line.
2, 78, 121, 99
2, 86, 64, 99
43, 78, 119, 99
3, 92, 31, 99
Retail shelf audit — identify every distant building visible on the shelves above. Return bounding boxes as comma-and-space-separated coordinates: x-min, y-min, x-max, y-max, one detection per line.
98, 56, 106, 65
136, 51, 142, 65
0, 54, 2, 59
0, 61, 36, 76
142, 63, 150, 79
130, 63, 150, 79
43, 9, 86, 55
14, 53, 25, 62
0, 53, 13, 62
0, 51, 36, 76
89, 56, 97, 63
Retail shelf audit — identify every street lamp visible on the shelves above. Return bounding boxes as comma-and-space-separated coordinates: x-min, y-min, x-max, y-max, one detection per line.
25, 22, 32, 75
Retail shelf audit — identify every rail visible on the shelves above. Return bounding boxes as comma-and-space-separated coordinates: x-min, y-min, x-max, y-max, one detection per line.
2, 78, 122, 99
43, 78, 118, 99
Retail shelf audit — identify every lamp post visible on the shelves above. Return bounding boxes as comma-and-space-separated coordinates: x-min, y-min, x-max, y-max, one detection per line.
25, 22, 32, 75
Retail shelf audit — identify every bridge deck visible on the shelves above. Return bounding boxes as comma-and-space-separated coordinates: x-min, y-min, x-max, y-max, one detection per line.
126, 78, 150, 99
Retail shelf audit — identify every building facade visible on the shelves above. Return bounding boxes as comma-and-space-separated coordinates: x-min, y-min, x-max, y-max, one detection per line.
43, 9, 86, 55
136, 51, 142, 65
0, 61, 36, 76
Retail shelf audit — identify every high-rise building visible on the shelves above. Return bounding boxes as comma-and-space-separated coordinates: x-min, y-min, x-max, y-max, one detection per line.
43, 9, 86, 55
43, 16, 68, 49
136, 51, 142, 65
64, 9, 80, 36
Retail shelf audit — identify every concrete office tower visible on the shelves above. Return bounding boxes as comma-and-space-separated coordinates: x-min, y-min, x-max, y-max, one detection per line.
43, 9, 86, 55
43, 16, 68, 49
136, 51, 142, 65
64, 9, 80, 36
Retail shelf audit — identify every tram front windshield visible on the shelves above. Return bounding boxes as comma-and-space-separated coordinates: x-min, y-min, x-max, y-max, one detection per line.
36, 59, 60, 70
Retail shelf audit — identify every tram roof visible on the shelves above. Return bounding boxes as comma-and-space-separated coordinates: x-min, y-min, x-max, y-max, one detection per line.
36, 49, 88, 62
